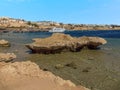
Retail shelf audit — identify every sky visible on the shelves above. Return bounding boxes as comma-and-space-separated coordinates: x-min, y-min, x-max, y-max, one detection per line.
0, 0, 120, 24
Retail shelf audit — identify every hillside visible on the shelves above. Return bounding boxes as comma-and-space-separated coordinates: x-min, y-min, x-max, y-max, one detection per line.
0, 17, 120, 31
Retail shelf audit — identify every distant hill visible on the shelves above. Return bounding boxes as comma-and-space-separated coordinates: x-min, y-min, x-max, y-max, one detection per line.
0, 17, 120, 31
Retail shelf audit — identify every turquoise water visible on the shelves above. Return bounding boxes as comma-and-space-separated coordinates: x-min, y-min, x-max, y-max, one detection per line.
0, 31, 120, 90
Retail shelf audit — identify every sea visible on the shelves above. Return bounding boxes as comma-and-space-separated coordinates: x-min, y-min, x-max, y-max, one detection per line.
0, 30, 120, 90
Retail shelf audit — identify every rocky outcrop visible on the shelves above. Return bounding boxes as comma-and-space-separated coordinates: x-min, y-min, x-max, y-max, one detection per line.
26, 33, 107, 54
0, 53, 16, 62
0, 61, 89, 90
77, 36, 107, 49
0, 39, 10, 47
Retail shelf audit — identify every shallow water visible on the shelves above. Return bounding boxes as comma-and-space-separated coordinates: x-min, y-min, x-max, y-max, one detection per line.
0, 30, 120, 90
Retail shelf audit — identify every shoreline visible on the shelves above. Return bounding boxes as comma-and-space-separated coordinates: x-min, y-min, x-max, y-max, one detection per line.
0, 17, 120, 32
1, 28, 120, 33
0, 61, 89, 90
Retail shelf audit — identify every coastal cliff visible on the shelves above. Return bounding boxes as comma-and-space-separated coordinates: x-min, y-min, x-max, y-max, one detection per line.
0, 17, 120, 31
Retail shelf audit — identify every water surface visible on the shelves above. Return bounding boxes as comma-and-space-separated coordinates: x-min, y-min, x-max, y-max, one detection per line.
0, 30, 120, 90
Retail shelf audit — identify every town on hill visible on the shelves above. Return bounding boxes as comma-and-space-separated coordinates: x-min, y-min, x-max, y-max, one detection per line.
0, 17, 120, 32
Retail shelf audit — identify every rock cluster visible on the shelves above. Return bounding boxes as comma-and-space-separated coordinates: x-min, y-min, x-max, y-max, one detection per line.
0, 61, 89, 90
0, 53, 16, 62
26, 33, 107, 54
0, 39, 10, 47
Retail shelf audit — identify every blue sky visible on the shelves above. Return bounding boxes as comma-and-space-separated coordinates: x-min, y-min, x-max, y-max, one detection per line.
0, 0, 120, 24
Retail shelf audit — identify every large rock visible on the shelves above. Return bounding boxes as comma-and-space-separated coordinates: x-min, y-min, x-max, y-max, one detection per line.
26, 33, 107, 54
0, 53, 16, 62
0, 39, 10, 47
77, 36, 107, 49
0, 61, 89, 90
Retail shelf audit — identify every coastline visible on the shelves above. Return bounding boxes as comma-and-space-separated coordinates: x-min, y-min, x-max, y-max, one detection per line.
0, 17, 120, 32
1, 27, 120, 33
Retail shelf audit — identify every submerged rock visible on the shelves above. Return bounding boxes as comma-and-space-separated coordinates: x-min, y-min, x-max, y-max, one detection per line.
65, 62, 77, 69
0, 61, 89, 90
82, 67, 92, 73
55, 64, 64, 69
0, 39, 10, 47
26, 33, 107, 54
0, 53, 16, 62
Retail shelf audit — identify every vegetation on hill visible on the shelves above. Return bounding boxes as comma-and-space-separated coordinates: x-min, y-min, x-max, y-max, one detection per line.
0, 17, 120, 31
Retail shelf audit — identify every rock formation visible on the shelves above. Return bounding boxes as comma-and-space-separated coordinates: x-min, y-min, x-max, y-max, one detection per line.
0, 39, 10, 47
26, 33, 107, 54
77, 36, 107, 49
0, 61, 89, 90
0, 53, 16, 62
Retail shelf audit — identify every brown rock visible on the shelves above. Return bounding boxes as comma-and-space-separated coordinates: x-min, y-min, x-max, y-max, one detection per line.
26, 33, 107, 54
77, 36, 107, 49
0, 39, 10, 47
0, 53, 16, 62
0, 61, 89, 90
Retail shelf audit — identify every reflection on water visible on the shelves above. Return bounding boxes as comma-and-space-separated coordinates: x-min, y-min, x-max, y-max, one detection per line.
0, 30, 120, 90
